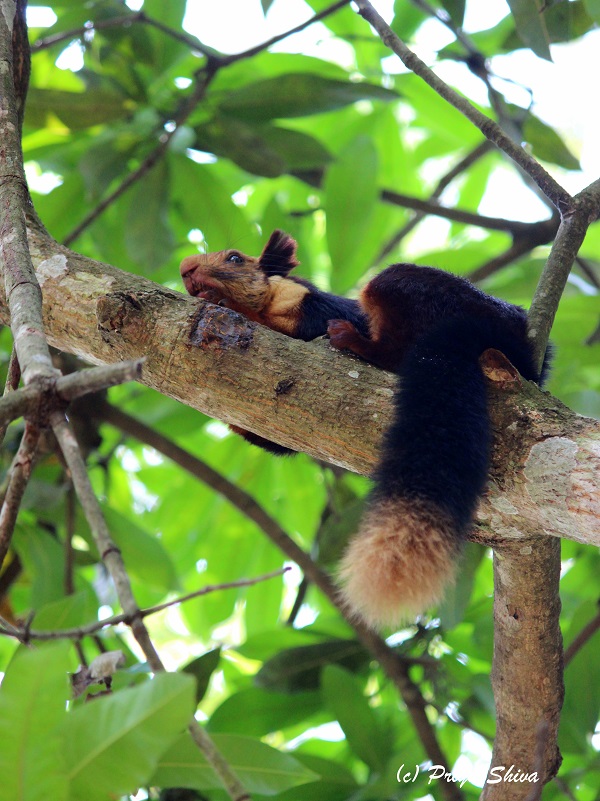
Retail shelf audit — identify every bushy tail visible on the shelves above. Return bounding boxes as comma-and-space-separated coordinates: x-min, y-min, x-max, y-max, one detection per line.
339, 317, 539, 628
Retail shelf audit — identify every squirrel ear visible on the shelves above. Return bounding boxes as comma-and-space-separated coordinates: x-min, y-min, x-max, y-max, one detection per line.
259, 230, 299, 276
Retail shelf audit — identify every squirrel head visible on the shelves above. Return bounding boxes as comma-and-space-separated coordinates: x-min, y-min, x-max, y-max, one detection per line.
180, 230, 300, 312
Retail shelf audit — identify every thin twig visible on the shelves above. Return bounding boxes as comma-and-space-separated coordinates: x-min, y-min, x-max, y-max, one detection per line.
575, 256, 600, 290
381, 188, 541, 234
0, 421, 40, 570
219, 0, 351, 66
353, 0, 572, 213
0, 346, 21, 445
0, 568, 290, 642
64, 483, 76, 596
298, 166, 554, 238
377, 141, 494, 262
528, 179, 600, 368
0, 359, 143, 430
33, 10, 216, 57
564, 608, 600, 666
62, 65, 217, 246
49, 409, 250, 801
470, 206, 559, 282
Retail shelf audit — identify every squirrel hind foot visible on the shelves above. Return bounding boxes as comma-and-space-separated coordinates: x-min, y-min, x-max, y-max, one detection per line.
337, 497, 460, 629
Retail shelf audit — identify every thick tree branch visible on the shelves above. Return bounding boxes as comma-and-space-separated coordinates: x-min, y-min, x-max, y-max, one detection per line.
3, 225, 597, 548
482, 541, 563, 798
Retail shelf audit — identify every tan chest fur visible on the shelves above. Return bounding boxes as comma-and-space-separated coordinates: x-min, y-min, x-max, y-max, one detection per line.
260, 277, 309, 334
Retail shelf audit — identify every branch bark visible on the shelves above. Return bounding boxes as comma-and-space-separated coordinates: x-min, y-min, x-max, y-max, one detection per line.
2, 224, 597, 551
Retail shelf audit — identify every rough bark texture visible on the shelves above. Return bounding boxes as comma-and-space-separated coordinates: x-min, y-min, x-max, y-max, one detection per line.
482, 538, 563, 799
1, 226, 597, 551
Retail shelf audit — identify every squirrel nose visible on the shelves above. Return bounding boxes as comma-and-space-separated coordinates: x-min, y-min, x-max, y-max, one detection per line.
180, 256, 200, 277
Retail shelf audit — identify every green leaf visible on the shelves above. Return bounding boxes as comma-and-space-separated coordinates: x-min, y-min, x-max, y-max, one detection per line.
0, 643, 71, 801
170, 156, 260, 253
392, 0, 428, 40
79, 132, 140, 200
101, 505, 179, 593
208, 688, 322, 735
194, 118, 286, 178
321, 665, 389, 771
325, 136, 378, 292
585, 0, 600, 24
560, 601, 600, 753
523, 114, 580, 170
440, 0, 466, 26
506, 0, 551, 60
12, 525, 66, 609
262, 0, 276, 12
438, 543, 485, 628
256, 639, 368, 692
182, 648, 221, 704
219, 73, 398, 122
153, 732, 317, 795
260, 126, 332, 171
545, 0, 594, 42
64, 673, 195, 800
125, 159, 175, 271
25, 88, 131, 130
32, 589, 100, 632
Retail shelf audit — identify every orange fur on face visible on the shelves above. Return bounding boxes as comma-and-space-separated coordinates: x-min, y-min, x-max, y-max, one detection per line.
180, 252, 309, 334
338, 497, 459, 628
180, 250, 270, 311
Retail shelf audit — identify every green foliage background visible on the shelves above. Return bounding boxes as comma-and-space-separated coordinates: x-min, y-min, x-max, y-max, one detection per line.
0, 1, 599, 799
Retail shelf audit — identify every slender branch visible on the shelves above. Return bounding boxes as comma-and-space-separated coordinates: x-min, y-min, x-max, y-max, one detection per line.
61, 0, 350, 246
528, 179, 600, 369
0, 4, 56, 387
34, 11, 215, 58
299, 166, 554, 238
0, 358, 143, 429
353, 0, 572, 212
0, 346, 20, 445
0, 421, 40, 570
49, 409, 250, 801
467, 225, 558, 284
56, 359, 144, 402
575, 257, 600, 290
99, 402, 463, 801
63, 68, 217, 246
64, 483, 76, 596
381, 188, 544, 234
219, 0, 351, 66
377, 141, 494, 261
564, 608, 600, 666
0, 569, 289, 642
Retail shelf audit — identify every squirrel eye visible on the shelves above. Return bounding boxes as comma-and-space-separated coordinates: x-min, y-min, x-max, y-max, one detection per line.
226, 253, 244, 264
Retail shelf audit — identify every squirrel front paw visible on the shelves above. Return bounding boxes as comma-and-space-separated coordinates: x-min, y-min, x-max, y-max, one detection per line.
327, 319, 359, 351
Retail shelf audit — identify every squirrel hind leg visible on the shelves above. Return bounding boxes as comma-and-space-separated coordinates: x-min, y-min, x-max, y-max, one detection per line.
337, 497, 460, 629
